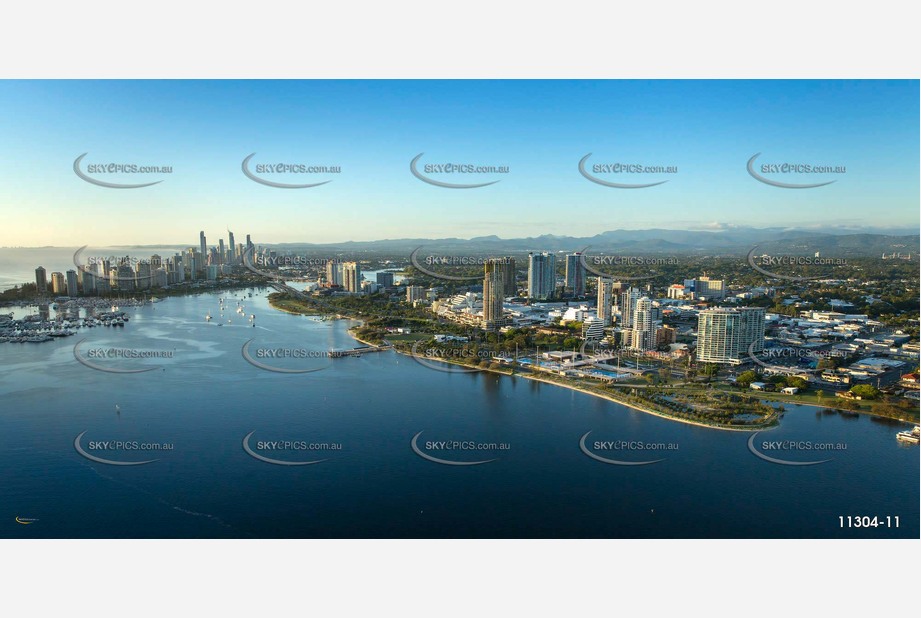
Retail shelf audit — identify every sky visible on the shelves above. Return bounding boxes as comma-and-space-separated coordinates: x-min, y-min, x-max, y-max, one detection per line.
0, 80, 917, 247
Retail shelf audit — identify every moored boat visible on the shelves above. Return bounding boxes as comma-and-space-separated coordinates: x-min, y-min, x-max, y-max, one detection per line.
896, 426, 920, 444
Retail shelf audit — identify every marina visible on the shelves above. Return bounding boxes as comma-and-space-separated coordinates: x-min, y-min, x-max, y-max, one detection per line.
0, 309, 130, 342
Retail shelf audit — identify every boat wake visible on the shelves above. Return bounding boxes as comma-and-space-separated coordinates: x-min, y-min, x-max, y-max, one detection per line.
45, 446, 249, 536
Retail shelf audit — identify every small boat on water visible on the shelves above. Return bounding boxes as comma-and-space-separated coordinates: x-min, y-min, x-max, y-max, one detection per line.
896, 426, 920, 444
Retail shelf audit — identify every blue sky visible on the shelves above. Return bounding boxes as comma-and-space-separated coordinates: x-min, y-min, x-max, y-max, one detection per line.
0, 80, 917, 246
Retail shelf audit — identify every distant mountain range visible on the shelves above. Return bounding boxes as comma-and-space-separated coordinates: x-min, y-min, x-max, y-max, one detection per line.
264, 227, 919, 257
44, 226, 917, 257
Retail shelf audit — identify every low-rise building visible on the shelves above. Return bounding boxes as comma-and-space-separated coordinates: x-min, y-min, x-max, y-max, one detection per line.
899, 373, 920, 390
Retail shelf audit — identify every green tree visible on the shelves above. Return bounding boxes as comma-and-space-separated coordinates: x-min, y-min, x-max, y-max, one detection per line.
785, 376, 809, 390
700, 363, 719, 379
736, 370, 761, 387
849, 384, 880, 400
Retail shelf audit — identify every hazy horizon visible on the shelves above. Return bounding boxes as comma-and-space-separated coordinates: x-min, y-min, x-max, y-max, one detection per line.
2, 223, 919, 250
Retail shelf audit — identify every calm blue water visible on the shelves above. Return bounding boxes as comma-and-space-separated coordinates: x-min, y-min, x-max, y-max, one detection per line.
1, 288, 918, 538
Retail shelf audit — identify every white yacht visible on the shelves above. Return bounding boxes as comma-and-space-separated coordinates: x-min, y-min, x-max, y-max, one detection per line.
896, 426, 920, 444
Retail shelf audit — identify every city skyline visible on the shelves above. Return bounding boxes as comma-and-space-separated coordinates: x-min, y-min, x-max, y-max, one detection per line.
3, 5, 918, 612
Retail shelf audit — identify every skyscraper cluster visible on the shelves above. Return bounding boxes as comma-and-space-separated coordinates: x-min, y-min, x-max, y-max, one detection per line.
592, 278, 661, 352
34, 229, 247, 297
323, 259, 362, 293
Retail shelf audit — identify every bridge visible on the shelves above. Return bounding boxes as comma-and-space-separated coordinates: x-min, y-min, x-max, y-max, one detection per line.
268, 281, 306, 298
328, 345, 392, 358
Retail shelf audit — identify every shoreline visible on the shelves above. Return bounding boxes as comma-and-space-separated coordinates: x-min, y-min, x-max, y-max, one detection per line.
348, 328, 386, 348
386, 345, 770, 432
518, 372, 772, 432
290, 293, 778, 431
272, 303, 323, 317
266, 296, 910, 430
704, 387, 919, 425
